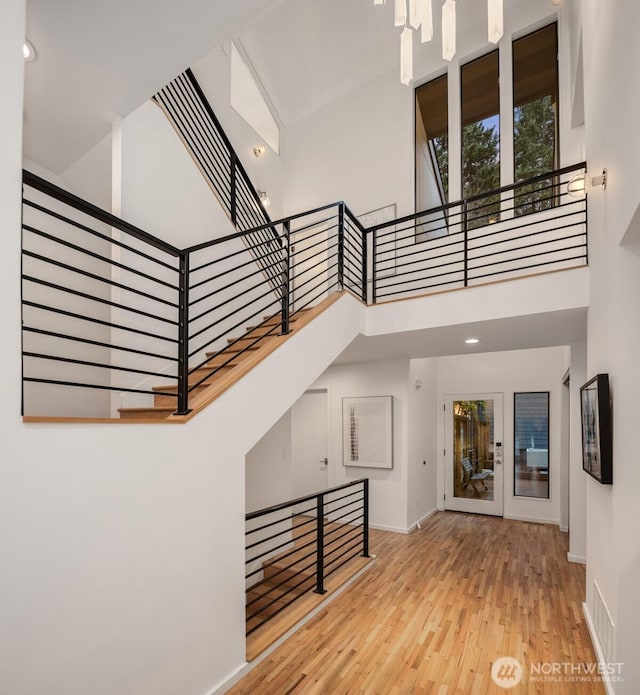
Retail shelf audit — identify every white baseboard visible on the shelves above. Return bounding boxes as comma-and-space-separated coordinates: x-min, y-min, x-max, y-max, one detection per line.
409, 508, 437, 533
567, 552, 586, 564
560, 525, 569, 533
372, 508, 438, 535
205, 661, 248, 695
582, 602, 617, 695
370, 522, 411, 534
503, 513, 559, 526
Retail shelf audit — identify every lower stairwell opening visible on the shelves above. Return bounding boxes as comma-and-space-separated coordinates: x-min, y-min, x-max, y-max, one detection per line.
245, 479, 373, 658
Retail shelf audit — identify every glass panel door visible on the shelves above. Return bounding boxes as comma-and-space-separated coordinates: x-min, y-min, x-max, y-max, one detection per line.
445, 393, 503, 516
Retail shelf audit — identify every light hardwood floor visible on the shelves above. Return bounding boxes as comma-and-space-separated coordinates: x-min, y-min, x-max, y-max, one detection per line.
229, 512, 603, 695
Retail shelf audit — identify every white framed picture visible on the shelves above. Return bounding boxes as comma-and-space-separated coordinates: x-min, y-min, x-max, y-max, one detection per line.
342, 396, 393, 469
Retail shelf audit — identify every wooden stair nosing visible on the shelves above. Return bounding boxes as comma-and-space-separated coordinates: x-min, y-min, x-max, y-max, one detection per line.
118, 406, 175, 420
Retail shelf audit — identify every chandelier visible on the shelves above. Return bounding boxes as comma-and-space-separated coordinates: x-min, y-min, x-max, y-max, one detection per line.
374, 0, 504, 85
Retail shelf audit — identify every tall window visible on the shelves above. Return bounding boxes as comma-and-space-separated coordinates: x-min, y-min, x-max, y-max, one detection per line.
461, 50, 500, 227
415, 75, 449, 210
513, 24, 559, 214
514, 392, 550, 498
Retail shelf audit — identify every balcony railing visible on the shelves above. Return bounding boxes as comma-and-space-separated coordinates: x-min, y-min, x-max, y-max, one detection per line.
21, 162, 587, 418
370, 162, 587, 302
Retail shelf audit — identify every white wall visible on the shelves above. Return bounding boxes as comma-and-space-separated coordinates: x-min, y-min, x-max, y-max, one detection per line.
285, 69, 412, 219
576, 2, 640, 687
61, 133, 112, 210
246, 410, 293, 513
436, 347, 567, 525
120, 100, 234, 247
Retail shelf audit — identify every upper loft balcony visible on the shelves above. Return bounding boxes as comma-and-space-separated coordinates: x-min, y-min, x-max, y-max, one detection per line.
21, 162, 587, 421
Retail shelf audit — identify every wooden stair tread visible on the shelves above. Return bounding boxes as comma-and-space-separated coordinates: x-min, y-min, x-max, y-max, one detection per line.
115, 293, 346, 421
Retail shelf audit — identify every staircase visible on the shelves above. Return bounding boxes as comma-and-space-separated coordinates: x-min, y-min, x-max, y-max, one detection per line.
114, 290, 350, 421
117, 305, 317, 420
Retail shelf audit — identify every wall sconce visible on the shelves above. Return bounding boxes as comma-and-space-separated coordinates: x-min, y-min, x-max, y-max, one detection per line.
592, 169, 607, 189
253, 146, 266, 158
23, 39, 37, 62
567, 168, 607, 198
257, 190, 271, 207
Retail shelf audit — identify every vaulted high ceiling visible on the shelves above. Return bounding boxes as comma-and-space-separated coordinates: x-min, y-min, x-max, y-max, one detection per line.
23, 0, 539, 174
23, 0, 284, 172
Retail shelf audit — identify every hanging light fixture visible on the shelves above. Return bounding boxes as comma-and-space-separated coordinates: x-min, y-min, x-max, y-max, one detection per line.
409, 0, 422, 29
487, 0, 504, 44
420, 0, 434, 42
400, 27, 413, 85
442, 0, 456, 61
394, 0, 407, 27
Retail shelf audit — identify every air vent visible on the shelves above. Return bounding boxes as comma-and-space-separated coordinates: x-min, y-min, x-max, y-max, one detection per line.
592, 581, 615, 663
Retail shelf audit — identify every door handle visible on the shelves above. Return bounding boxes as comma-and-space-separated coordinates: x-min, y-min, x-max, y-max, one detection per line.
320, 458, 328, 466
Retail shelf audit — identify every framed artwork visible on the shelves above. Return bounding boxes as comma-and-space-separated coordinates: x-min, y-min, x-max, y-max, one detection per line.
580, 374, 613, 484
342, 396, 393, 468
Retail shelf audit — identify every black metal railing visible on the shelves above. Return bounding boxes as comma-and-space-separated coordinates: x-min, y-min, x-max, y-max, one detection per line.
371, 162, 587, 302
21, 171, 183, 418
21, 162, 587, 417
21, 171, 365, 418
182, 201, 366, 398
245, 479, 369, 635
153, 69, 282, 291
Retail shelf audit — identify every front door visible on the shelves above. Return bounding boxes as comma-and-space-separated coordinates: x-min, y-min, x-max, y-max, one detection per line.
444, 393, 503, 516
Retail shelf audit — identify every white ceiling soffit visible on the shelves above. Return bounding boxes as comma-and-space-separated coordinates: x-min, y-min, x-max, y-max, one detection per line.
333, 308, 587, 365
23, 0, 282, 173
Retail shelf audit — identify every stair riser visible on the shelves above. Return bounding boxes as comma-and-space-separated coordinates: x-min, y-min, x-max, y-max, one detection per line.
238, 324, 284, 339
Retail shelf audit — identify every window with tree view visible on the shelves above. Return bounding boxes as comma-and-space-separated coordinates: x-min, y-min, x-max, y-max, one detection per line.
513, 24, 559, 215
461, 50, 500, 228
416, 75, 448, 210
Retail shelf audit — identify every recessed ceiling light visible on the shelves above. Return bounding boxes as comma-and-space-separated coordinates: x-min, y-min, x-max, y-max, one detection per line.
465, 338, 480, 344
23, 39, 37, 62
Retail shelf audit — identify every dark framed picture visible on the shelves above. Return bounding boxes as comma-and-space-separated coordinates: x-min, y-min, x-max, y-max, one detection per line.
580, 374, 612, 484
